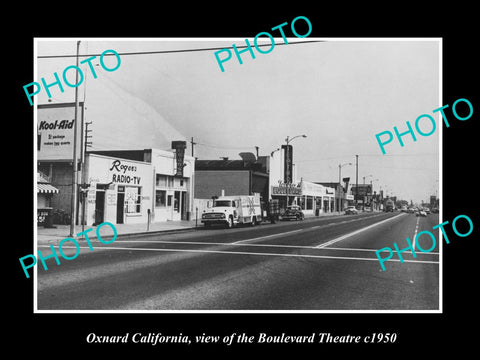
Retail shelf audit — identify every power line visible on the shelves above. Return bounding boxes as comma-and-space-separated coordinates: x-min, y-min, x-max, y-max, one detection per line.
37, 40, 324, 59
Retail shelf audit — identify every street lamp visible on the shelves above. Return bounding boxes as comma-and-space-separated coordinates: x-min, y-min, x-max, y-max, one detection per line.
270, 148, 280, 157
338, 162, 352, 184
370, 178, 379, 210
338, 162, 352, 212
284, 134, 307, 207
362, 175, 373, 211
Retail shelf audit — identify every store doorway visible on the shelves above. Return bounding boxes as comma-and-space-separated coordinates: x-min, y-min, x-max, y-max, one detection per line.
181, 191, 187, 220
117, 192, 125, 224
94, 191, 105, 225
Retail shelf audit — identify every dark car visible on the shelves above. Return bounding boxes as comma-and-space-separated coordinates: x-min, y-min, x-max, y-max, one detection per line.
282, 205, 305, 221
344, 206, 358, 215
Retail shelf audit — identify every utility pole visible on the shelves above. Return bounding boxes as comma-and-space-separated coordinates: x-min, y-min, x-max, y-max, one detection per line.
84, 121, 93, 154
190, 137, 196, 157
190, 136, 196, 223
355, 155, 359, 209
70, 40, 81, 237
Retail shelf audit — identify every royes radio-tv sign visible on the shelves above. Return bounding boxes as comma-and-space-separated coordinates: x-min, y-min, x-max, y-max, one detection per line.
37, 102, 83, 161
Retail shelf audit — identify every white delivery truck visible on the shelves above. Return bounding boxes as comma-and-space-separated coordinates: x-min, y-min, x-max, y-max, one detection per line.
201, 194, 262, 228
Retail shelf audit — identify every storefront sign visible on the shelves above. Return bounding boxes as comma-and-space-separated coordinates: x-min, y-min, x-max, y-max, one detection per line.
37, 103, 83, 161
109, 159, 141, 185
272, 181, 302, 196
172, 141, 187, 177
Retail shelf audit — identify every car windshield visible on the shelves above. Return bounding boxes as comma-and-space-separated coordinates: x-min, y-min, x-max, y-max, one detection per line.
213, 200, 232, 207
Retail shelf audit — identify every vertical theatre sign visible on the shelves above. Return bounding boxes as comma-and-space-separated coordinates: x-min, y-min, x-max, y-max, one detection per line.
37, 102, 84, 161
282, 144, 293, 183
172, 141, 187, 177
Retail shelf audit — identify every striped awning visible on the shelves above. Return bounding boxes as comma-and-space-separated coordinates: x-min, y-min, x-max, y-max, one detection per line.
37, 183, 59, 194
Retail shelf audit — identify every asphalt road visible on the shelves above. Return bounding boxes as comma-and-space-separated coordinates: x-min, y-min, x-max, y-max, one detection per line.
36, 211, 440, 311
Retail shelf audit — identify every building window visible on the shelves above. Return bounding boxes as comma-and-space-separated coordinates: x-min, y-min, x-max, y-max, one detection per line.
125, 186, 142, 214
167, 195, 173, 206
299, 196, 305, 210
306, 196, 313, 210
155, 190, 166, 207
156, 174, 167, 187
167, 176, 174, 188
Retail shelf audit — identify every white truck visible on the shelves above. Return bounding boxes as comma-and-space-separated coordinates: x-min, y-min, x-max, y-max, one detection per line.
201, 194, 263, 228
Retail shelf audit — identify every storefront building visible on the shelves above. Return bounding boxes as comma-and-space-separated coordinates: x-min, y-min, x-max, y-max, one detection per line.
150, 148, 194, 222
84, 154, 154, 225
87, 147, 195, 225
298, 181, 336, 215
37, 172, 59, 226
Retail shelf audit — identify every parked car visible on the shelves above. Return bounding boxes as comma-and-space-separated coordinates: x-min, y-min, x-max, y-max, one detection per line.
407, 207, 415, 214
400, 206, 408, 212
282, 205, 305, 221
344, 206, 358, 215
431, 207, 439, 214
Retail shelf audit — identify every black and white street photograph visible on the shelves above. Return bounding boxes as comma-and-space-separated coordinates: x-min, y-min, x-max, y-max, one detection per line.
12, 7, 478, 355
32, 38, 441, 311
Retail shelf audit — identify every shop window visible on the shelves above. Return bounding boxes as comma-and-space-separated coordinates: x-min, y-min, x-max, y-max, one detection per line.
125, 186, 142, 214
167, 195, 173, 206
155, 190, 166, 207
299, 197, 305, 210
306, 196, 313, 210
136, 187, 142, 213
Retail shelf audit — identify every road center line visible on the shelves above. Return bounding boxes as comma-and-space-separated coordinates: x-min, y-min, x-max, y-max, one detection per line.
412, 217, 420, 251
316, 213, 406, 248
230, 213, 387, 245
231, 228, 304, 244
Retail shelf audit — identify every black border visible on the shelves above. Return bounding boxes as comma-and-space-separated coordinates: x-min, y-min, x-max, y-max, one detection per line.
11, 5, 478, 355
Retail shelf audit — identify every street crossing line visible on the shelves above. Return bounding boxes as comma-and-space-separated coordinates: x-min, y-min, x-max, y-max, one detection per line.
52, 245, 439, 265
316, 213, 406, 248
108, 240, 439, 255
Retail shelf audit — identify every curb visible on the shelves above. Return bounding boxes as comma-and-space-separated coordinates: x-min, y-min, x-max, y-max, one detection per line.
37, 225, 200, 245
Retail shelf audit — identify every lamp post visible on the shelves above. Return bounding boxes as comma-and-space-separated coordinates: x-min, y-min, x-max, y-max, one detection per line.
285, 134, 307, 207
362, 174, 373, 211
338, 162, 352, 184
370, 178, 379, 210
338, 162, 352, 212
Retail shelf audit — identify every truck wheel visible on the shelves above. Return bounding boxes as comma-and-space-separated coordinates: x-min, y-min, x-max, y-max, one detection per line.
226, 217, 233, 228
251, 217, 256, 226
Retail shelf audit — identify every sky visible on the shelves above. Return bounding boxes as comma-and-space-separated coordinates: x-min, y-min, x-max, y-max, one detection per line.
35, 38, 440, 204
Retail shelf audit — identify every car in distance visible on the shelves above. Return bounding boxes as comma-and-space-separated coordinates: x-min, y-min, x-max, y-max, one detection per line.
282, 205, 305, 221
400, 206, 408, 212
416, 209, 427, 217
345, 206, 358, 215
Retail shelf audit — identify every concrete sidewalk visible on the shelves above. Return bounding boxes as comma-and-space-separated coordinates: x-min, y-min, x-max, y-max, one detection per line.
37, 219, 199, 245
36, 210, 358, 245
